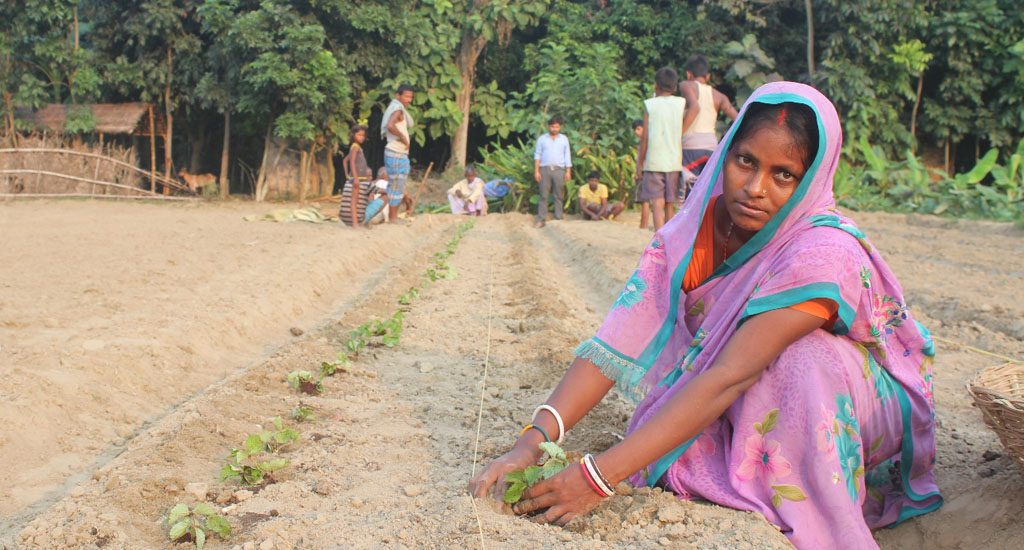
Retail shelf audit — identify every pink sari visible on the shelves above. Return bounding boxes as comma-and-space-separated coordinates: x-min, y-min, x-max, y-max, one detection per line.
575, 82, 940, 549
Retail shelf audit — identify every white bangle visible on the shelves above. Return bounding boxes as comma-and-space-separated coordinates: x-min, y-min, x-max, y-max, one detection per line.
583, 453, 615, 496
532, 404, 565, 444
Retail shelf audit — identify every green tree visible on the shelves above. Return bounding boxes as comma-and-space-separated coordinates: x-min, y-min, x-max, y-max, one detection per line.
204, 0, 349, 200
887, 39, 932, 148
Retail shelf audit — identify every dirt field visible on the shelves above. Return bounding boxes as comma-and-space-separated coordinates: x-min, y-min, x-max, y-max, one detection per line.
1, 200, 1022, 549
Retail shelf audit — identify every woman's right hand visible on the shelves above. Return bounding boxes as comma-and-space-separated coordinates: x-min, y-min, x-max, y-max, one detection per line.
468, 443, 542, 501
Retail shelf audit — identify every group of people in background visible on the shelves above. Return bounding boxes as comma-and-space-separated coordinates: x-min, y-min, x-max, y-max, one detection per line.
340, 85, 416, 228
532, 54, 736, 231
340, 55, 735, 231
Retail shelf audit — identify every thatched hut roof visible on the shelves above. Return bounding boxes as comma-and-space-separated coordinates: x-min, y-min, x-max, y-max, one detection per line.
17, 103, 153, 135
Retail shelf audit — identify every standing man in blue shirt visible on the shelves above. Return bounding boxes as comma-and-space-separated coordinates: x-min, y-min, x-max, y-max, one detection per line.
532, 116, 572, 228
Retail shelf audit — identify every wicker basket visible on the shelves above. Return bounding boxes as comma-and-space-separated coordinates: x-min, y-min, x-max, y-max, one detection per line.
967, 363, 1024, 474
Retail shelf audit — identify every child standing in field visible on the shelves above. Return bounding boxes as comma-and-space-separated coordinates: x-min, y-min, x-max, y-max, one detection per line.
632, 119, 650, 229
636, 67, 687, 230
340, 125, 373, 228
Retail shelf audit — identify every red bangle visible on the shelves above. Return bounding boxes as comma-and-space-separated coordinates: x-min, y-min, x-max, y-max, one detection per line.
578, 458, 609, 497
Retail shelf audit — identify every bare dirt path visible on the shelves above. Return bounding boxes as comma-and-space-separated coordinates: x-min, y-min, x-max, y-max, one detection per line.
4, 205, 1023, 549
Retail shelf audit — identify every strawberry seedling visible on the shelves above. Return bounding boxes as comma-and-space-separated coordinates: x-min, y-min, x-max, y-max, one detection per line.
503, 442, 571, 504
166, 502, 231, 549
287, 370, 323, 395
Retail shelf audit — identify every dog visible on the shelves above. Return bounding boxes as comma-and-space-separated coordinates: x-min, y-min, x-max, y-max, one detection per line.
177, 170, 217, 194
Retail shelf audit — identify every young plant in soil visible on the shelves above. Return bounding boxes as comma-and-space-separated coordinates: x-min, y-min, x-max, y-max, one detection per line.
380, 311, 403, 347
503, 442, 571, 504
243, 416, 300, 453
219, 453, 289, 486
398, 287, 419, 305
320, 352, 350, 377
345, 330, 368, 359
287, 370, 323, 394
290, 404, 316, 423
166, 502, 231, 549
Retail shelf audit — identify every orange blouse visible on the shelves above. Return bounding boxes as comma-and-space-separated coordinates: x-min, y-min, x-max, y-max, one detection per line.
683, 196, 837, 323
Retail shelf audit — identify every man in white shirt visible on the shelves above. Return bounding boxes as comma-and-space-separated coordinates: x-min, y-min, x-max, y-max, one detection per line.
532, 116, 572, 228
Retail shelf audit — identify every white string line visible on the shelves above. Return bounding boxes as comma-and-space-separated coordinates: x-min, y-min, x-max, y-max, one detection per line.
468, 249, 496, 550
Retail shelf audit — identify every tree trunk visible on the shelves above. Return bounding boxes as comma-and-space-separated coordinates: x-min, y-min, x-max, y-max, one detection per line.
298, 146, 309, 203
805, 0, 815, 77
255, 121, 273, 201
449, 25, 488, 169
910, 73, 923, 149
3, 91, 17, 147
188, 116, 207, 174
219, 110, 230, 198
163, 48, 174, 193
944, 138, 950, 175
327, 144, 337, 195
148, 105, 156, 192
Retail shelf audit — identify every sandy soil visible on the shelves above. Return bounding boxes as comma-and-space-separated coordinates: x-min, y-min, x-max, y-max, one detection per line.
2, 201, 1022, 549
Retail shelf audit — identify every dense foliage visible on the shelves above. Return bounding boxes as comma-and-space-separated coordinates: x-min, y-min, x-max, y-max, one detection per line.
1, 1, 1022, 218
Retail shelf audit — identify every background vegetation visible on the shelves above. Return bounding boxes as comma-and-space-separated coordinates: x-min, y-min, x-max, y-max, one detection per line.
2, 0, 1022, 219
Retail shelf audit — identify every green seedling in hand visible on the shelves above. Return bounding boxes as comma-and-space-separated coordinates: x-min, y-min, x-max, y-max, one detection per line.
287, 370, 323, 395
290, 404, 315, 422
166, 502, 231, 549
503, 442, 570, 504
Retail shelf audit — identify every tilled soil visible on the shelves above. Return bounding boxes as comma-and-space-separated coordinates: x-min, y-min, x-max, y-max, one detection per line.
5, 207, 1024, 549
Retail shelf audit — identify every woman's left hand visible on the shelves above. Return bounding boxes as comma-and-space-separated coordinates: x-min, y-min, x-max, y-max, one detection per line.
511, 463, 606, 526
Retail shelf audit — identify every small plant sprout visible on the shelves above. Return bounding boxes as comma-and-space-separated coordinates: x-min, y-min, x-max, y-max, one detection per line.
240, 416, 299, 453
503, 442, 570, 504
290, 404, 315, 422
166, 502, 231, 549
398, 287, 419, 305
287, 370, 323, 395
381, 311, 404, 347
344, 329, 368, 359
220, 420, 295, 486
320, 352, 350, 377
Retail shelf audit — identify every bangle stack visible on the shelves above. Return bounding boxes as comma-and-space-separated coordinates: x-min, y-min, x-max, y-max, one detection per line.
532, 404, 565, 444
579, 454, 615, 497
518, 423, 551, 442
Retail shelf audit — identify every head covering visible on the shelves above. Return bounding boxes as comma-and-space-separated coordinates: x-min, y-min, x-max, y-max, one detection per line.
575, 82, 937, 494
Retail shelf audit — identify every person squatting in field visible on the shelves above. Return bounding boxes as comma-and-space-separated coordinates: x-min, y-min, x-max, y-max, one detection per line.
578, 171, 625, 221
382, 84, 415, 223
447, 164, 488, 216
470, 82, 941, 550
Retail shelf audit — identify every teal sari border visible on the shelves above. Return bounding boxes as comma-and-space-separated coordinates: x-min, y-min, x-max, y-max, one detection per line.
574, 337, 648, 404
884, 380, 942, 527
739, 282, 855, 335
645, 435, 698, 487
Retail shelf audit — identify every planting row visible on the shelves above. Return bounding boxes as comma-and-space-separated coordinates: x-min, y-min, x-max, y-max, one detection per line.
163, 221, 475, 549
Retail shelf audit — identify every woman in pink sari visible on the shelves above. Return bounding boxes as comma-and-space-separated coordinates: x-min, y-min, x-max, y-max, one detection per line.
470, 82, 941, 549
